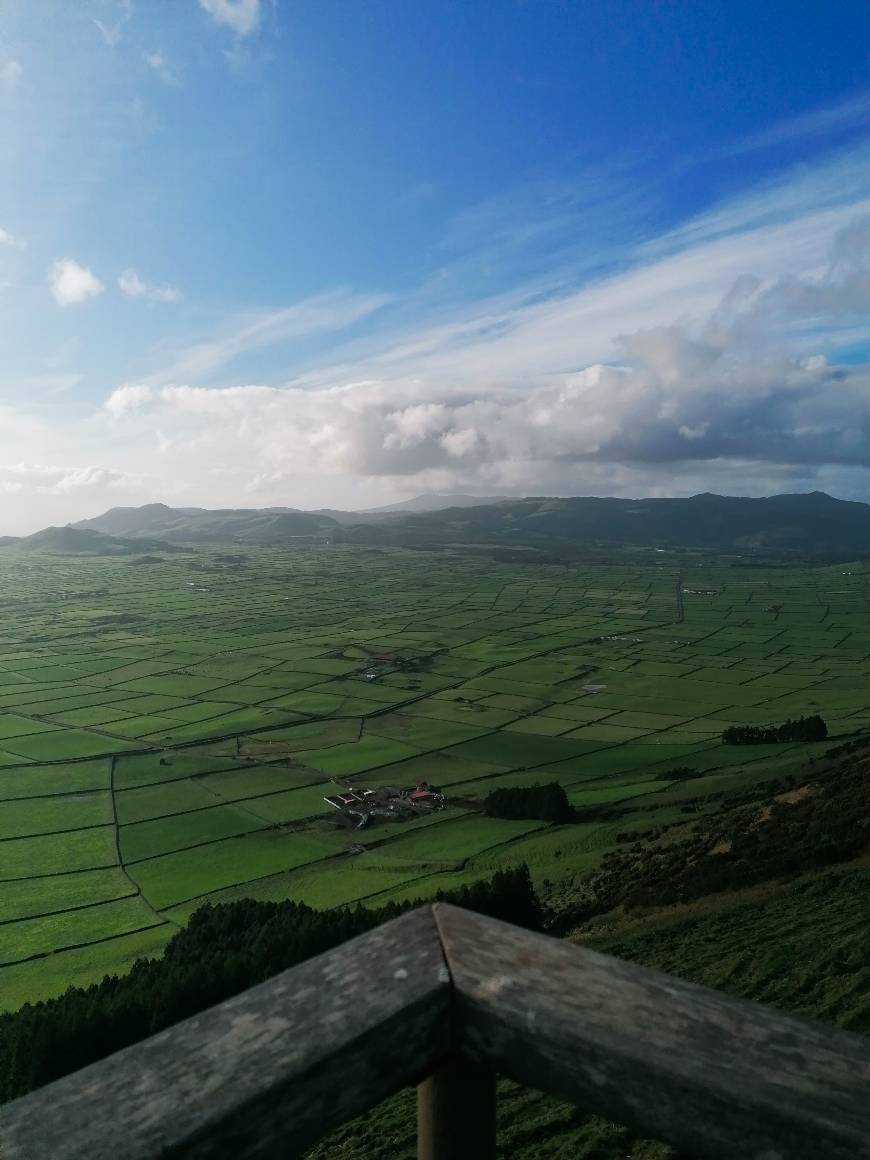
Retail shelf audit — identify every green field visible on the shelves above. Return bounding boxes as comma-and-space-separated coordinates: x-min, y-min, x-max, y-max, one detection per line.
1, 543, 869, 1008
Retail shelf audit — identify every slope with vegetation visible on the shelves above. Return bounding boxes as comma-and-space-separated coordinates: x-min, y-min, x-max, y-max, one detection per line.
1, 543, 869, 1013
69, 490, 870, 559
0, 867, 540, 1102
308, 739, 870, 1158
74, 503, 337, 544
2, 734, 869, 1158
2, 527, 178, 556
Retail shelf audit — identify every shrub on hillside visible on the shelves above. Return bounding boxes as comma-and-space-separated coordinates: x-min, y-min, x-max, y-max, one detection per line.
484, 782, 575, 823
722, 715, 827, 745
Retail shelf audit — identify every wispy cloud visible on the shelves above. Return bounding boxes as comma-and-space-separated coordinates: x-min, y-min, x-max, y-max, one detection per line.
199, 0, 261, 37
92, 147, 870, 509
0, 227, 23, 248
49, 259, 104, 307
148, 288, 393, 383
722, 89, 870, 159
119, 267, 181, 302
93, 0, 134, 47
144, 51, 180, 86
0, 60, 22, 90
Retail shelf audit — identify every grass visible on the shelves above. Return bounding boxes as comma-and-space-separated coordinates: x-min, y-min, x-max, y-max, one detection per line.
1, 895, 166, 966
366, 814, 547, 868
0, 729, 139, 761
0, 825, 118, 879
0, 791, 113, 840
126, 828, 346, 910
0, 760, 108, 799
240, 782, 335, 824
115, 779, 224, 825
1, 546, 869, 1007
294, 735, 421, 776
0, 925, 174, 1013
120, 803, 265, 863
0, 867, 134, 923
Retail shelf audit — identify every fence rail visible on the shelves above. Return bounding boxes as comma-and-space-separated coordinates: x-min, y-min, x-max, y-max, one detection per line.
2, 903, 870, 1159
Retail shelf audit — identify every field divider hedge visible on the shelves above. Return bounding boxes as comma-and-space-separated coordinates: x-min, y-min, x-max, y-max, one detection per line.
109, 756, 180, 930
0, 820, 112, 845
144, 844, 361, 913
0, 889, 140, 930
0, 918, 171, 969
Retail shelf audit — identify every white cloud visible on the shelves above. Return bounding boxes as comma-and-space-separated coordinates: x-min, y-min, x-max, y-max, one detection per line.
198, 0, 260, 36
49, 258, 104, 307
0, 463, 139, 497
93, 0, 134, 46
104, 383, 153, 416
0, 60, 22, 89
4, 126, 870, 528
0, 227, 22, 248
144, 51, 179, 86
94, 206, 870, 503
119, 267, 181, 303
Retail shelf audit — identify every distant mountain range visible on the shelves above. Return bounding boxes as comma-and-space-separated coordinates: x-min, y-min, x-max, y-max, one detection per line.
342, 491, 870, 559
5, 491, 870, 559
359, 492, 512, 515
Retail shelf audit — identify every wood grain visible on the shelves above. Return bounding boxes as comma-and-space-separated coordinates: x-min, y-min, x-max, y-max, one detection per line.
434, 902, 870, 1160
4, 902, 869, 1160
0, 906, 451, 1160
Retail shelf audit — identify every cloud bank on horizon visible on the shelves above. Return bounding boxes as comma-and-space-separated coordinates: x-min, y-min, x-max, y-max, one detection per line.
0, 0, 868, 533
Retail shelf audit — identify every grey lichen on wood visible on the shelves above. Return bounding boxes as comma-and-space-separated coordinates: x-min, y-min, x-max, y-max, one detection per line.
0, 906, 451, 1160
3, 902, 870, 1160
434, 903, 870, 1160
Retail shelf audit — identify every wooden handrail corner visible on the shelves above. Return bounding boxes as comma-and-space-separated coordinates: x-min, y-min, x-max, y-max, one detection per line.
2, 903, 869, 1159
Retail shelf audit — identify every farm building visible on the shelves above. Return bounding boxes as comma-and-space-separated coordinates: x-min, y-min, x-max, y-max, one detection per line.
324, 781, 446, 828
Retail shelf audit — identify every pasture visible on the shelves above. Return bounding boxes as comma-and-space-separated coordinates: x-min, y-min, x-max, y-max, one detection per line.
0, 544, 868, 1007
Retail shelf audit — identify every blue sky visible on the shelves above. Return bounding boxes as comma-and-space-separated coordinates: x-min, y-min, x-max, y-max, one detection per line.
0, 0, 868, 531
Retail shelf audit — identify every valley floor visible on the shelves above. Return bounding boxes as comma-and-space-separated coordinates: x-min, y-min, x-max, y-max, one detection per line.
1, 544, 869, 1010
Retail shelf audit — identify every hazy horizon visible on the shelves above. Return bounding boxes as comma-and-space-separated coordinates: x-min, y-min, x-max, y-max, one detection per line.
1, 1, 868, 533
6, 485, 865, 540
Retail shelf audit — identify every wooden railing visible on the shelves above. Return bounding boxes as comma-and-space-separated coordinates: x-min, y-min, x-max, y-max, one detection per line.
2, 903, 870, 1159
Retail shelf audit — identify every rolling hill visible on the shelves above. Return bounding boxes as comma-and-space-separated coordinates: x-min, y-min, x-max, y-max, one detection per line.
358, 492, 512, 514
64, 491, 870, 558
5, 527, 178, 556
342, 491, 870, 558
73, 504, 338, 543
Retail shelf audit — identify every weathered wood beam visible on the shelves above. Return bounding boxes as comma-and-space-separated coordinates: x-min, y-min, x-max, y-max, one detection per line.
4, 903, 870, 1160
434, 903, 870, 1160
0, 907, 451, 1160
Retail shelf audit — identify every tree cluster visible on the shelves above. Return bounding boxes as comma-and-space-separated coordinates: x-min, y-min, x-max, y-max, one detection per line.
0, 866, 540, 1104
559, 743, 869, 925
484, 782, 575, 824
722, 715, 827, 745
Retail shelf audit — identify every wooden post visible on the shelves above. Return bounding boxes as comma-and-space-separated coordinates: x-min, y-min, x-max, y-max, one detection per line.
417, 1055, 496, 1160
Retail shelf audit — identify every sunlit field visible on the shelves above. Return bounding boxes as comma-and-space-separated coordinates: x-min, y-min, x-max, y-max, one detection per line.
2, 543, 868, 1009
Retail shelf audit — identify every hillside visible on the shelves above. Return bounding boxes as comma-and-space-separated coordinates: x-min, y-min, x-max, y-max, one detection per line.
68, 492, 870, 557
307, 738, 870, 1159
7, 527, 177, 556
342, 491, 870, 559
2, 734, 868, 1158
74, 504, 338, 543
359, 492, 512, 515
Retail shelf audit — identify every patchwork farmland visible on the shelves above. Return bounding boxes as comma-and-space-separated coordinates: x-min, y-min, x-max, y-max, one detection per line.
2, 544, 869, 1009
